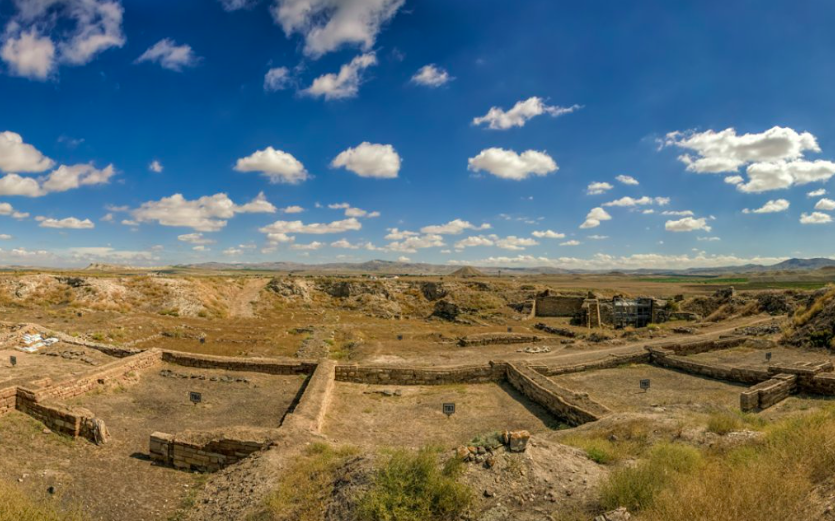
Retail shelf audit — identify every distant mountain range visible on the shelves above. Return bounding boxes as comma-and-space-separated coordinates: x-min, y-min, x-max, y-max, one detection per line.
172, 257, 835, 276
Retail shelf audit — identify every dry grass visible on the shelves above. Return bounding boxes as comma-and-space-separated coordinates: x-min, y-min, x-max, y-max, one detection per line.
0, 480, 82, 521
705, 409, 765, 435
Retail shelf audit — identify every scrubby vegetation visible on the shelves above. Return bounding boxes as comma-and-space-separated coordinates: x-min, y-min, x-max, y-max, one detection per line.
0, 480, 82, 521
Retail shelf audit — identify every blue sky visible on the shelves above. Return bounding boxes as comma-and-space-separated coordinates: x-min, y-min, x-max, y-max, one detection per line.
1, 0, 835, 268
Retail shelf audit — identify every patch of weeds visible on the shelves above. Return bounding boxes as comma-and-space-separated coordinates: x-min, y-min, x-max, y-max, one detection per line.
706, 409, 765, 435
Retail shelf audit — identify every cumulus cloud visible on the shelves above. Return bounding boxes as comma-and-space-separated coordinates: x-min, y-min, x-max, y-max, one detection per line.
743, 199, 790, 214
666, 126, 835, 193
302, 52, 377, 100
451, 252, 788, 271
1, 0, 125, 79
494, 236, 538, 251
0, 163, 114, 197
68, 247, 157, 262
264, 66, 291, 91
37, 216, 94, 229
384, 233, 445, 253
384, 228, 417, 240
815, 199, 835, 211
587, 235, 608, 240
270, 0, 405, 58
234, 147, 308, 184
472, 97, 581, 130
808, 188, 827, 197
468, 148, 557, 181
132, 192, 275, 232
149, 160, 163, 173
136, 39, 199, 71
177, 233, 215, 245
259, 218, 362, 242
421, 219, 491, 235
0, 131, 54, 173
280, 205, 304, 214
532, 230, 565, 239
665, 217, 712, 232
660, 210, 694, 216
616, 175, 639, 185
331, 142, 400, 178
328, 203, 379, 218
580, 207, 611, 229
0, 202, 28, 220
603, 196, 669, 207
698, 236, 721, 241
411, 64, 452, 87
586, 182, 612, 195
560, 240, 581, 246
800, 212, 832, 225
291, 241, 324, 250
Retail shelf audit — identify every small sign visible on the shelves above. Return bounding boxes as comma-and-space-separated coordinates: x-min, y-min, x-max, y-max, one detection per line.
397, 335, 403, 341
189, 391, 202, 404
507, 327, 513, 333
10, 355, 16, 367
640, 379, 651, 392
443, 403, 456, 417
765, 352, 772, 362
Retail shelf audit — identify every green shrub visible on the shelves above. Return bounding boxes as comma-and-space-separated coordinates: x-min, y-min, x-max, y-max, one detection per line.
356, 447, 473, 521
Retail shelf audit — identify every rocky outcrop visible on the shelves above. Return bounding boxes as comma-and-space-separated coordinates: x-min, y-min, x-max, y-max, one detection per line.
431, 300, 461, 321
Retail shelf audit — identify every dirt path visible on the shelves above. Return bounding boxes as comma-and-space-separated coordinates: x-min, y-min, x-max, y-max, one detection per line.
229, 279, 267, 318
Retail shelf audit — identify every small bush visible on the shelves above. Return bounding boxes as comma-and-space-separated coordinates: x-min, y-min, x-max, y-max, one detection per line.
356, 447, 473, 521
600, 442, 702, 512
0, 480, 82, 521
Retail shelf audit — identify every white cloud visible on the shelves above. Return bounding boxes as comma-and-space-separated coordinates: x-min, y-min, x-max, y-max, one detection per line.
615, 175, 639, 185
0, 234, 11, 240
234, 147, 308, 184
218, 0, 259, 10
580, 207, 611, 229
329, 239, 357, 249
331, 142, 400, 178
264, 66, 291, 91
586, 182, 613, 195
421, 219, 491, 235
328, 203, 379, 218
0, 202, 27, 220
384, 228, 417, 240
742, 199, 790, 214
815, 198, 835, 211
270, 0, 405, 58
468, 148, 557, 181
136, 39, 199, 71
68, 247, 156, 262
472, 97, 581, 130
396, 256, 410, 262
0, 173, 45, 196
0, 131, 54, 173
178, 233, 215, 245
808, 188, 827, 197
121, 219, 138, 226
411, 64, 452, 87
37, 216, 94, 229
193, 245, 209, 252
560, 240, 581, 246
1, 30, 55, 79
660, 210, 694, 216
800, 212, 832, 225
1, 0, 125, 78
259, 218, 362, 238
452, 252, 788, 270
587, 235, 608, 240
302, 52, 377, 100
665, 217, 712, 232
532, 230, 565, 239
223, 247, 243, 256
495, 236, 538, 251
697, 236, 721, 241
454, 235, 495, 248
603, 196, 669, 207
280, 205, 305, 214
149, 160, 163, 173
291, 241, 324, 250
41, 163, 115, 193
385, 233, 445, 253
132, 192, 275, 232
666, 126, 835, 193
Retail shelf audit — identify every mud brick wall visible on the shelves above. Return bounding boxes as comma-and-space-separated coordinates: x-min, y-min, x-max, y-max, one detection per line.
534, 296, 585, 317
649, 347, 770, 384
161, 351, 316, 376
15, 391, 95, 438
280, 360, 335, 435
0, 386, 15, 417
740, 374, 796, 412
35, 349, 163, 402
802, 373, 835, 395
334, 362, 507, 385
531, 351, 651, 377
457, 333, 541, 347
150, 431, 272, 473
506, 363, 610, 426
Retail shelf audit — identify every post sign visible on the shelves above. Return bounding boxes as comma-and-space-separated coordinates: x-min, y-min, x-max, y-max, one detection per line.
397, 334, 403, 341
443, 403, 455, 417
507, 327, 513, 333
640, 379, 651, 392
189, 391, 202, 404
765, 352, 772, 362
9, 356, 16, 367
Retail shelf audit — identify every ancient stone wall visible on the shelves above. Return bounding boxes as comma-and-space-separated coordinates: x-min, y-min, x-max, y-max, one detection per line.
0, 386, 15, 417
150, 430, 274, 473
280, 360, 335, 435
740, 374, 796, 412
648, 347, 771, 384
161, 351, 316, 375
531, 351, 650, 377
657, 336, 747, 356
534, 296, 585, 317
506, 363, 610, 426
457, 333, 541, 347
334, 362, 507, 385
14, 392, 97, 438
